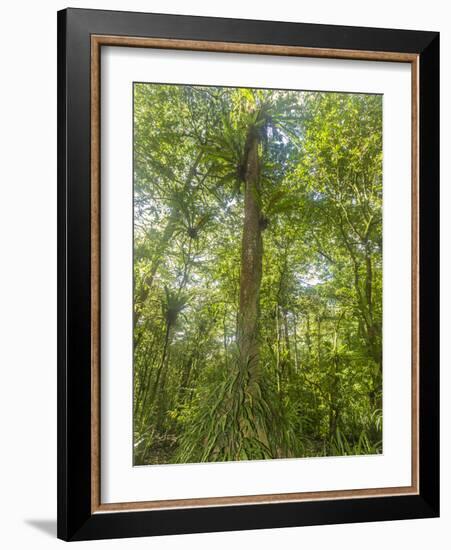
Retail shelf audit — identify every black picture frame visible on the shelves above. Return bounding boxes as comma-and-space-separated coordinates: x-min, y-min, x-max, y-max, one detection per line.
57, 7, 439, 541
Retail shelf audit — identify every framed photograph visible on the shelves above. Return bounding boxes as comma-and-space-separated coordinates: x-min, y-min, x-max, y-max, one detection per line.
57, 8, 439, 541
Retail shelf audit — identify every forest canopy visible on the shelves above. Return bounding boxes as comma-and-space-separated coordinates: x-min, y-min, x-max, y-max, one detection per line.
133, 83, 383, 466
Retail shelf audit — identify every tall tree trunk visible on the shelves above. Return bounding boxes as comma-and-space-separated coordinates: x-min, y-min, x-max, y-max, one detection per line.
293, 313, 300, 372
147, 322, 171, 413
328, 321, 341, 449
275, 305, 281, 393
306, 313, 312, 361
238, 126, 262, 388
317, 316, 322, 369
283, 310, 292, 365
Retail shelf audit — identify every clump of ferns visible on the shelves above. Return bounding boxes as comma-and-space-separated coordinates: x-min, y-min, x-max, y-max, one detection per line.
203, 95, 300, 200
175, 354, 304, 464
161, 286, 190, 329
329, 407, 383, 457
167, 191, 212, 241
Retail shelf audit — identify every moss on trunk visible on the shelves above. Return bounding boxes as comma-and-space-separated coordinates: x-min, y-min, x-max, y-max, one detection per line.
238, 125, 263, 389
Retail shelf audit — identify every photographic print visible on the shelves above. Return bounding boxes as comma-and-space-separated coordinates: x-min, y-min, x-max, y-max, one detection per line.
133, 83, 383, 466
58, 12, 439, 539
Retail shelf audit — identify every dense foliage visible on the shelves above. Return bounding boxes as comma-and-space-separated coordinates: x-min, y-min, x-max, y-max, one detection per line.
133, 84, 382, 465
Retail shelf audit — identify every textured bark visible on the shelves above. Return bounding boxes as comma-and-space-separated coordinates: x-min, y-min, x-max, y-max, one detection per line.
238, 126, 262, 387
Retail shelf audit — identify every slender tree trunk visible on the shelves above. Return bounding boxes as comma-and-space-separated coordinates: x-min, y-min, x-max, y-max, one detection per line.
137, 322, 166, 426
328, 323, 340, 447
178, 356, 194, 401
293, 313, 300, 372
155, 342, 173, 431
283, 310, 291, 365
362, 244, 382, 410
177, 327, 204, 403
134, 330, 160, 419
306, 313, 312, 361
317, 316, 322, 369
223, 310, 229, 369
148, 322, 171, 410
275, 305, 281, 393
237, 126, 262, 389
